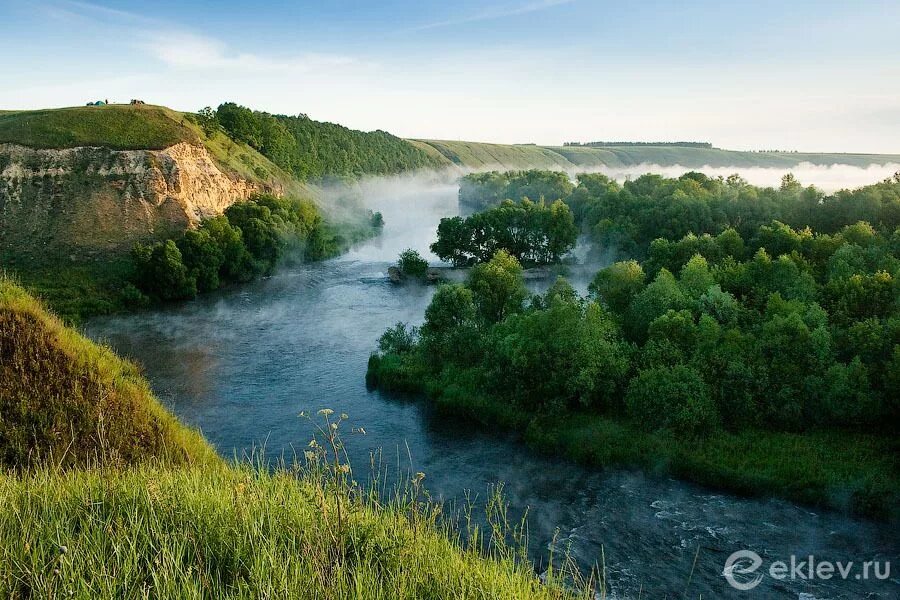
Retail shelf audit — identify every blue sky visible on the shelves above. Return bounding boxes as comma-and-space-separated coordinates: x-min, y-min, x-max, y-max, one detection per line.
2, 0, 898, 151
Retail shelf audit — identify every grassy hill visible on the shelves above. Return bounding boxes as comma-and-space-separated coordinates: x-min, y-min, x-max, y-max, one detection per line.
0, 280, 579, 599
413, 139, 900, 170
0, 105, 199, 150
0, 276, 217, 468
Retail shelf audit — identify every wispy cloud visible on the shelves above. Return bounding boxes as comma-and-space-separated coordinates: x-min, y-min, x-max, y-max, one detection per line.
45, 0, 361, 74
404, 0, 576, 32
139, 31, 357, 73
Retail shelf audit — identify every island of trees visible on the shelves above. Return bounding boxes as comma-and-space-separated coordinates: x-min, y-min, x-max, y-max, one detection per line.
368, 170, 900, 519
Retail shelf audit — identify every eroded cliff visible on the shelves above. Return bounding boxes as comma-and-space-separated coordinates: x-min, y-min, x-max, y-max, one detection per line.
0, 142, 274, 262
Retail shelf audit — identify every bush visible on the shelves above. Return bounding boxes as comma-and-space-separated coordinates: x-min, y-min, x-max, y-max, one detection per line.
625, 365, 718, 437
397, 249, 428, 280
131, 240, 197, 301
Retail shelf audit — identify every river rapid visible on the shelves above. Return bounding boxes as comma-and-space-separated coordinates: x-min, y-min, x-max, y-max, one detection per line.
86, 172, 898, 599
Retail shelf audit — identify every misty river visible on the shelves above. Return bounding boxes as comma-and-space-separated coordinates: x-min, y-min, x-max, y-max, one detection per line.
86, 171, 899, 599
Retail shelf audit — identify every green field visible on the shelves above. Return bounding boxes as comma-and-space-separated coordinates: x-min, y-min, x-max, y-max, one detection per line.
412, 139, 900, 170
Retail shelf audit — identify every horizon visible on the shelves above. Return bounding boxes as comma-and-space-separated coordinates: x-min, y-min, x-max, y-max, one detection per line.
2, 0, 899, 153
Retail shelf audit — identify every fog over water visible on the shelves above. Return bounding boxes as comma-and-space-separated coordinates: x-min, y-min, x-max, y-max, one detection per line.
86, 166, 899, 599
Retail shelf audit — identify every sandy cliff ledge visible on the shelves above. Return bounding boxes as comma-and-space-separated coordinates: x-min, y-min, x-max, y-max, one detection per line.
0, 142, 272, 261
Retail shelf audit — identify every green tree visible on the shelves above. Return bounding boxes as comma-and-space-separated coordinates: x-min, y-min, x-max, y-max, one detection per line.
177, 229, 224, 293
397, 249, 428, 280
467, 250, 527, 324
625, 365, 718, 437
132, 240, 197, 301
420, 284, 480, 367
589, 260, 646, 314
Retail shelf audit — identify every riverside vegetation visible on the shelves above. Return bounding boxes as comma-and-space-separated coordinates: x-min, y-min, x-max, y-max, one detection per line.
368, 171, 900, 519
0, 277, 599, 599
128, 193, 382, 304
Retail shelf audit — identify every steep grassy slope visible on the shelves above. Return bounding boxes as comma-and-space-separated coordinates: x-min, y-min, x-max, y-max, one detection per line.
0, 279, 578, 600
413, 139, 900, 170
0, 278, 216, 468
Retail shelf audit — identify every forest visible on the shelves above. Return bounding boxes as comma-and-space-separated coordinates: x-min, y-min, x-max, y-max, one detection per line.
130, 194, 382, 303
368, 170, 900, 517
210, 102, 443, 179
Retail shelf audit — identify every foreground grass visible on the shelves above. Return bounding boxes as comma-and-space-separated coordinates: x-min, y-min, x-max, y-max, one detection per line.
369, 364, 900, 521
0, 463, 580, 600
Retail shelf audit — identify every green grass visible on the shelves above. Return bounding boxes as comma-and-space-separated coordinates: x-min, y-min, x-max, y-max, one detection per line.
0, 105, 199, 150
523, 415, 899, 520
0, 463, 583, 600
374, 359, 899, 521
0, 277, 217, 468
411, 139, 900, 170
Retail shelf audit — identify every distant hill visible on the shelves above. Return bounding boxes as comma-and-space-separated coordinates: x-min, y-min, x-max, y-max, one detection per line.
412, 139, 900, 170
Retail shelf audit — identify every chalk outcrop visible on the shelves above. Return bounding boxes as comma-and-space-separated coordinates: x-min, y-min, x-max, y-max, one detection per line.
0, 142, 271, 261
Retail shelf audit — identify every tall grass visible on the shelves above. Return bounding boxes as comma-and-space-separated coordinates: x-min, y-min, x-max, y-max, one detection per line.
0, 454, 599, 599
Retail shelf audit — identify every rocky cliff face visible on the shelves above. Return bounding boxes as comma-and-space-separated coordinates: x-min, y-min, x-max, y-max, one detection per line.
0, 142, 271, 262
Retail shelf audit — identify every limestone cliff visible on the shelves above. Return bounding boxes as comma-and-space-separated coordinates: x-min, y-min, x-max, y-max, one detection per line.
0, 142, 275, 262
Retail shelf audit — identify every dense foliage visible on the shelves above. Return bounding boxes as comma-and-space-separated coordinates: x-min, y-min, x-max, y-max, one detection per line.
213, 102, 442, 179
458, 170, 574, 212
131, 194, 374, 302
461, 169, 900, 258
375, 220, 899, 436
397, 248, 429, 280
431, 199, 578, 266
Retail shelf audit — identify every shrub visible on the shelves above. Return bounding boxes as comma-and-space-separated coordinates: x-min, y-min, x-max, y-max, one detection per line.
397, 249, 428, 280
625, 365, 718, 437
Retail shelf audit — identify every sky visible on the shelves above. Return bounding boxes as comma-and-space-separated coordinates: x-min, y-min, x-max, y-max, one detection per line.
1, 0, 899, 152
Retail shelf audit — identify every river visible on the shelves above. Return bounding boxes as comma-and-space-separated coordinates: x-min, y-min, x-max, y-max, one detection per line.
86, 172, 898, 599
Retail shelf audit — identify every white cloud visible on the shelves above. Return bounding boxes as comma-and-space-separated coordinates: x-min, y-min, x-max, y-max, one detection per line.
139, 31, 357, 73
47, 1, 360, 74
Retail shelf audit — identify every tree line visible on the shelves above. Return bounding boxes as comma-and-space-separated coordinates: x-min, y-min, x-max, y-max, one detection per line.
461, 169, 900, 256
128, 194, 381, 303
206, 103, 443, 180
